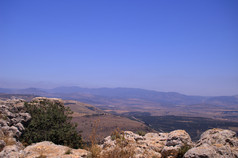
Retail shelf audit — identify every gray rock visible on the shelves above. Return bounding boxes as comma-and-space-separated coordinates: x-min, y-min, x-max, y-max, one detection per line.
0, 144, 23, 158
19, 113, 31, 123
124, 131, 144, 142
161, 130, 193, 158
0, 120, 7, 127
184, 144, 219, 158
2, 126, 20, 138
15, 123, 24, 132
4, 110, 15, 119
101, 131, 165, 158
31, 97, 64, 105
143, 132, 168, 153
23, 141, 90, 158
0, 99, 31, 139
184, 129, 238, 158
184, 144, 236, 158
197, 128, 238, 147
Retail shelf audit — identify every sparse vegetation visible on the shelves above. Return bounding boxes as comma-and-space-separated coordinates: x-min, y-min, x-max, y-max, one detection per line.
137, 130, 146, 136
87, 119, 102, 158
101, 128, 135, 158
65, 149, 72, 155
36, 155, 47, 158
177, 143, 191, 158
0, 134, 16, 148
0, 112, 7, 120
72, 114, 150, 143
20, 100, 83, 148
87, 126, 135, 158
88, 144, 102, 158
100, 146, 135, 158
111, 128, 124, 141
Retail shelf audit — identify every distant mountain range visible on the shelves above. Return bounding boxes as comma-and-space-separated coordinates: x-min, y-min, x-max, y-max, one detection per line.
0, 86, 238, 107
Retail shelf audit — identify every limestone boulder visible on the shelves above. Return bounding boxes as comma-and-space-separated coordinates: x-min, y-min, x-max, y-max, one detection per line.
31, 97, 64, 105
0, 99, 31, 139
161, 130, 193, 158
0, 144, 24, 158
197, 128, 238, 147
101, 131, 169, 158
184, 128, 238, 158
184, 143, 219, 158
124, 131, 144, 142
143, 132, 168, 153
23, 141, 90, 158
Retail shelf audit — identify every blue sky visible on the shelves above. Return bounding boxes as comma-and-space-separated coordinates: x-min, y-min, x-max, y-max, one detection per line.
0, 0, 238, 96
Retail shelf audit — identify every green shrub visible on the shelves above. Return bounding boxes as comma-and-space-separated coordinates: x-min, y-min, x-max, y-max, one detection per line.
137, 131, 146, 136
111, 128, 123, 141
177, 143, 191, 158
0, 112, 7, 120
20, 101, 83, 148
65, 149, 72, 155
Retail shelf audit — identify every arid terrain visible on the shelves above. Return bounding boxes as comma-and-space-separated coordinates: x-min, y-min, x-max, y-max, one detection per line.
1, 87, 238, 141
63, 100, 153, 142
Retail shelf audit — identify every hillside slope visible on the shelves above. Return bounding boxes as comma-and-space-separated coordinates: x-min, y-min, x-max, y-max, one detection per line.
63, 99, 153, 142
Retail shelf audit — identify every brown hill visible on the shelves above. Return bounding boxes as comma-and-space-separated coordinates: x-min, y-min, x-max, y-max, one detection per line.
72, 114, 152, 143
63, 99, 153, 142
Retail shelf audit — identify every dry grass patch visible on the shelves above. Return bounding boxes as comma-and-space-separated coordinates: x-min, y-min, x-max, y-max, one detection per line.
87, 124, 135, 158
100, 146, 135, 158
100, 128, 135, 158
0, 135, 16, 146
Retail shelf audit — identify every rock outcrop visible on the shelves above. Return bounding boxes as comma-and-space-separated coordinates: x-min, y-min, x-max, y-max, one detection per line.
161, 130, 194, 158
0, 99, 31, 139
100, 129, 238, 158
0, 144, 24, 158
0, 141, 90, 158
100, 130, 193, 158
31, 97, 64, 106
0, 99, 31, 153
24, 141, 89, 158
184, 128, 238, 158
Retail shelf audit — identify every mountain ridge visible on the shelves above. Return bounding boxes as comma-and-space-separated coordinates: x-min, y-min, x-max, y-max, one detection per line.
0, 86, 237, 106
2, 86, 237, 97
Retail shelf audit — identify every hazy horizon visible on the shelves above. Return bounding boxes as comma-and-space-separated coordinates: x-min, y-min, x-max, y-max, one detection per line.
0, 80, 237, 97
1, 0, 238, 96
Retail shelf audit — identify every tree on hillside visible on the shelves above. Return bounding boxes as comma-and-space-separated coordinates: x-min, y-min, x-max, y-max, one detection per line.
20, 100, 83, 148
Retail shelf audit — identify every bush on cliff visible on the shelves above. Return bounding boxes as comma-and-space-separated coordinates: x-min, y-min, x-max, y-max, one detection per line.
20, 100, 82, 148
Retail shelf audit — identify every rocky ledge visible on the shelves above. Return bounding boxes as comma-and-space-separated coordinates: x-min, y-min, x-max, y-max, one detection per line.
0, 141, 89, 158
0, 99, 31, 139
99, 128, 238, 158
0, 98, 31, 156
184, 128, 238, 158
